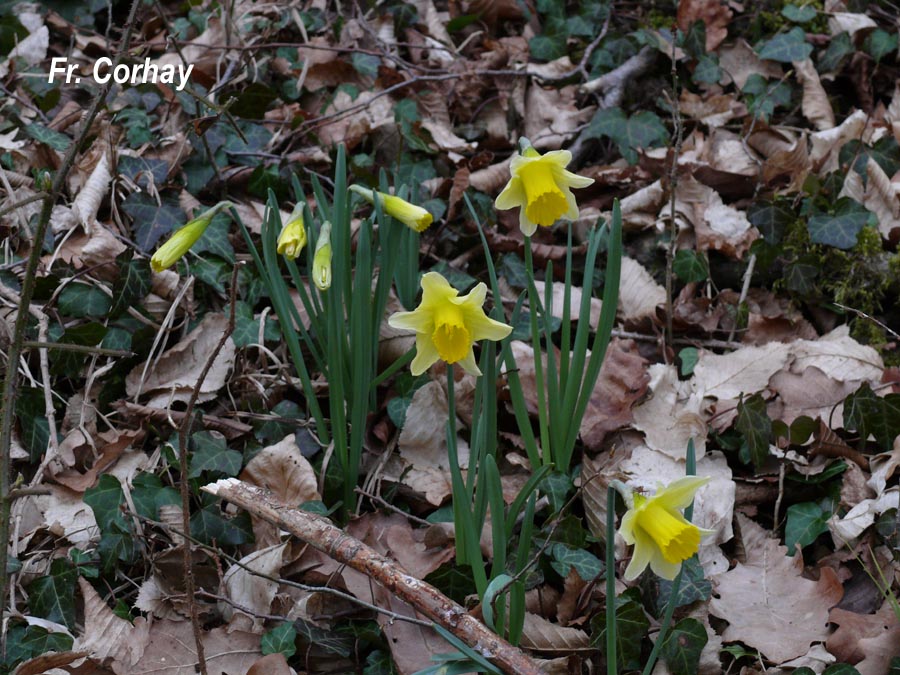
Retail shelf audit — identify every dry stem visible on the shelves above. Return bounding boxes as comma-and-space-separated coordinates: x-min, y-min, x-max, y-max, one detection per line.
202, 478, 546, 675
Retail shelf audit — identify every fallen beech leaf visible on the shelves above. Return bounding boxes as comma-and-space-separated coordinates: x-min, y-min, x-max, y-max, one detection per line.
247, 653, 293, 675
130, 619, 261, 675
240, 435, 320, 547
676, 0, 732, 51
632, 364, 708, 460
793, 58, 835, 131
709, 514, 844, 663
222, 544, 287, 632
125, 312, 236, 407
520, 612, 590, 652
74, 577, 149, 670
718, 39, 782, 89
809, 109, 867, 174
618, 256, 665, 323
533, 280, 603, 329
692, 341, 789, 400
827, 600, 900, 666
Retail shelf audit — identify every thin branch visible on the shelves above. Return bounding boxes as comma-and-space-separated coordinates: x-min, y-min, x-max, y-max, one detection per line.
0, 1, 143, 653
203, 478, 545, 675
0, 192, 47, 220
176, 263, 242, 675
22, 341, 134, 357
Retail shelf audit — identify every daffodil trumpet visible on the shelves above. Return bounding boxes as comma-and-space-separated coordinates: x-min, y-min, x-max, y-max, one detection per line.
312, 221, 332, 291
151, 200, 233, 273
349, 185, 433, 233
388, 271, 512, 376
615, 476, 713, 581
276, 203, 307, 260
494, 144, 594, 236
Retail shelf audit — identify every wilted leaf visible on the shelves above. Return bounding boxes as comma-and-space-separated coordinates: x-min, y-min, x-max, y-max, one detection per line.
709, 514, 843, 663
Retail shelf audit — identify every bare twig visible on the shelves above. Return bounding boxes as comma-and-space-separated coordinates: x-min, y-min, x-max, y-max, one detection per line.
203, 478, 545, 675
176, 263, 242, 675
664, 50, 684, 361
0, 0, 143, 652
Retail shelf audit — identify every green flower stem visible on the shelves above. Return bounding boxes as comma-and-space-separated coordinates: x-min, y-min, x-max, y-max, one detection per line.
523, 236, 552, 467
606, 485, 617, 675
640, 439, 698, 675
446, 365, 487, 596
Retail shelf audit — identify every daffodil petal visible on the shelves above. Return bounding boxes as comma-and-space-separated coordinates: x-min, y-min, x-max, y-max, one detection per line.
455, 282, 487, 308
541, 149, 573, 167
623, 527, 655, 581
559, 168, 595, 189
618, 508, 638, 545
456, 348, 482, 376
563, 189, 579, 221
465, 310, 513, 342
411, 334, 440, 376
648, 549, 682, 581
495, 176, 525, 211
389, 310, 431, 333
519, 208, 538, 237
421, 271, 455, 300
654, 476, 711, 510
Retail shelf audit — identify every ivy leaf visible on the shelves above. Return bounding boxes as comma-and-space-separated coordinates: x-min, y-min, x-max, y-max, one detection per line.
549, 543, 604, 580
261, 622, 297, 658
24, 123, 71, 151
117, 155, 168, 189
662, 618, 708, 675
131, 473, 181, 520
57, 283, 112, 318
189, 431, 242, 478
191, 502, 254, 546
843, 383, 900, 451
84, 474, 127, 533
673, 250, 709, 282
781, 4, 816, 23
757, 27, 813, 62
784, 260, 819, 295
192, 211, 235, 263
590, 591, 650, 671
27, 559, 77, 630
111, 256, 151, 317
122, 191, 186, 252
807, 198, 870, 249
735, 393, 771, 469
748, 200, 795, 245
656, 556, 711, 609
785, 502, 830, 554
863, 29, 898, 63
51, 322, 108, 378
15, 387, 50, 462
819, 32, 853, 72
586, 107, 669, 164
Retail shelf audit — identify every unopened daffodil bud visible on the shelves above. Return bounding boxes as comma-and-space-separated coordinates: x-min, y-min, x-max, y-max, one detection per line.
494, 143, 594, 236
277, 203, 307, 260
617, 476, 713, 581
349, 185, 433, 233
388, 271, 512, 376
151, 201, 233, 273
312, 221, 332, 291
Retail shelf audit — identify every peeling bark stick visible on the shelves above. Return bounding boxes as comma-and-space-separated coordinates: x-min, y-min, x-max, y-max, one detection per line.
202, 478, 545, 675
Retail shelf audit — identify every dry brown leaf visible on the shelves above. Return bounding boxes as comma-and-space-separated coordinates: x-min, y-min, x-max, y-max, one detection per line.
677, 176, 757, 258
692, 341, 788, 400
863, 156, 900, 239
246, 653, 293, 675
794, 58, 836, 130
125, 312, 236, 407
809, 109, 867, 174
532, 280, 603, 329
618, 256, 665, 323
679, 91, 746, 128
709, 514, 844, 663
222, 543, 286, 632
0, 10, 47, 79
718, 39, 782, 89
632, 364, 708, 460
397, 380, 470, 505
520, 612, 591, 652
129, 619, 261, 675
827, 600, 900, 666
828, 12, 877, 37
617, 180, 665, 231
10, 651, 91, 675
38, 485, 98, 548
317, 89, 395, 148
676, 0, 732, 51
525, 85, 595, 150
74, 577, 149, 670
240, 435, 320, 547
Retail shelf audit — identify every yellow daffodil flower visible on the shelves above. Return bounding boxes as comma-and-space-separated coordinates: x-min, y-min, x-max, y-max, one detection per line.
151, 201, 233, 273
277, 204, 307, 260
349, 185, 433, 233
494, 145, 594, 236
618, 476, 713, 581
388, 271, 512, 376
312, 221, 332, 291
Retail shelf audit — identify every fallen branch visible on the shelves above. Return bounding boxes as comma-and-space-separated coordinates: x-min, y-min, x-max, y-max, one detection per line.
202, 478, 545, 675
